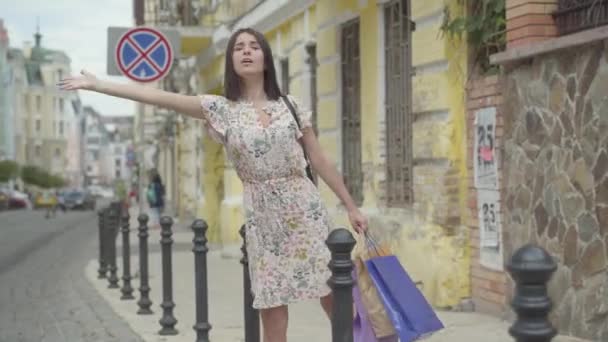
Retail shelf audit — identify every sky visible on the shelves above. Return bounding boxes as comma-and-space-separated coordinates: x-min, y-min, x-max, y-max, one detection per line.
2, 0, 137, 116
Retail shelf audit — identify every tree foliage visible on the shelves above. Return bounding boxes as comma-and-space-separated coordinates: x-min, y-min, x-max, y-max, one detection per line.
0, 160, 20, 183
20, 165, 66, 188
440, 0, 506, 73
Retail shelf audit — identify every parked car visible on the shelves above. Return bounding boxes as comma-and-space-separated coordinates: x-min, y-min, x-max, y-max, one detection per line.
8, 190, 30, 209
34, 191, 58, 209
56, 191, 66, 211
63, 190, 96, 210
87, 185, 115, 199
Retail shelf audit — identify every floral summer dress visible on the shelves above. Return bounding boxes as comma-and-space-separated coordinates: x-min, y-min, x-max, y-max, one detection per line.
199, 94, 333, 309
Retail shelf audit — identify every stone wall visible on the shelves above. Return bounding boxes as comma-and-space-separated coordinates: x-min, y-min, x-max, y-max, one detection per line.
502, 41, 608, 341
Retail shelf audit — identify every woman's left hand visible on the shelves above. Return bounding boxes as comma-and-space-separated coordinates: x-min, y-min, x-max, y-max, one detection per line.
348, 208, 368, 234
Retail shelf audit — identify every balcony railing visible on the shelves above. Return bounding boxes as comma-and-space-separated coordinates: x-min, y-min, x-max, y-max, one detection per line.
554, 0, 608, 35
133, 0, 266, 28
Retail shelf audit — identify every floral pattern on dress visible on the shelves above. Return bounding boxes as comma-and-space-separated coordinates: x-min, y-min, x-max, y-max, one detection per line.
200, 94, 332, 309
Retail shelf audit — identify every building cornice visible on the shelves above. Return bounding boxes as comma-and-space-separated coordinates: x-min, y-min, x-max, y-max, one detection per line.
196, 0, 314, 71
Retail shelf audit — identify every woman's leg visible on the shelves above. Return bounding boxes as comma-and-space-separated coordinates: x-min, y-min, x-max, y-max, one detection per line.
260, 305, 288, 342
320, 293, 333, 319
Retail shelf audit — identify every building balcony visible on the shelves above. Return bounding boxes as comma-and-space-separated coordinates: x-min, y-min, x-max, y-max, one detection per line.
554, 0, 608, 36
134, 0, 265, 56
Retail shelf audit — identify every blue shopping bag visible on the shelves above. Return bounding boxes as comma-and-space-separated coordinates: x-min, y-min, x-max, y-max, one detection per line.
353, 269, 399, 342
365, 255, 444, 342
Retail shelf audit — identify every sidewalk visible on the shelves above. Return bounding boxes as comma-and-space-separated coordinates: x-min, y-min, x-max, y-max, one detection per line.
84, 210, 587, 342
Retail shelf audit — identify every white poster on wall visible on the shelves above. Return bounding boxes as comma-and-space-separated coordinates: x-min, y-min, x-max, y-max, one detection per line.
474, 107, 499, 190
477, 188, 503, 270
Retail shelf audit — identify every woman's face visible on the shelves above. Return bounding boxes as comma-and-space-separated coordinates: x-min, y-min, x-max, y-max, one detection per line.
232, 32, 265, 78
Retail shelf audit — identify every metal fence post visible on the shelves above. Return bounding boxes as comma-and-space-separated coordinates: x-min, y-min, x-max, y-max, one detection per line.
97, 208, 107, 279
240, 224, 260, 342
137, 213, 153, 315
192, 219, 211, 342
326, 228, 356, 342
507, 244, 557, 342
120, 208, 134, 300
158, 216, 178, 335
107, 203, 120, 289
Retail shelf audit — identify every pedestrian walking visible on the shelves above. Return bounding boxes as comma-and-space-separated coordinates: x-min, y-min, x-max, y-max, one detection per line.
59, 27, 368, 342
146, 173, 165, 229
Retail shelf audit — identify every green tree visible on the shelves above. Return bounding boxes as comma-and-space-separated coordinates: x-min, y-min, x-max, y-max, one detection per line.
440, 0, 506, 73
49, 175, 66, 188
21, 165, 44, 187
114, 179, 127, 200
0, 160, 20, 183
20, 165, 66, 188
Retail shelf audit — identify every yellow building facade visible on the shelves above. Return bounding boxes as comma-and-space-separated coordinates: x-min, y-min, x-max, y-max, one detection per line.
172, 0, 471, 307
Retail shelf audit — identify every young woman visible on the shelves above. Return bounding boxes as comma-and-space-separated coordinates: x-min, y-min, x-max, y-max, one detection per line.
60, 27, 368, 342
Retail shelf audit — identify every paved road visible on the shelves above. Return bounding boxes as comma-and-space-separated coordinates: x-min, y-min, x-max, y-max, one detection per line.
0, 208, 145, 342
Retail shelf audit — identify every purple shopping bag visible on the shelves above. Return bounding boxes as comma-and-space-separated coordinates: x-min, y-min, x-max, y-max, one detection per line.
365, 255, 444, 342
353, 269, 399, 342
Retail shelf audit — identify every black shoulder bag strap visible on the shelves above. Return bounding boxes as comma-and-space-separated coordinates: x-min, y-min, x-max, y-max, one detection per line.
281, 95, 316, 184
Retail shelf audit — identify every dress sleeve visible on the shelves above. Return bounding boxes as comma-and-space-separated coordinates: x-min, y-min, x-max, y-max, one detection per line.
287, 95, 313, 138
200, 95, 228, 144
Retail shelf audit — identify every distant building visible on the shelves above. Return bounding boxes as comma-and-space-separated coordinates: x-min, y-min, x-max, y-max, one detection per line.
82, 107, 134, 187
0, 19, 14, 161
4, 26, 77, 178
82, 106, 110, 186
102, 115, 135, 187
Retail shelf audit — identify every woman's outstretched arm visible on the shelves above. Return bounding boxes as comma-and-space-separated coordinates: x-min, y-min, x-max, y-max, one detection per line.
58, 70, 203, 119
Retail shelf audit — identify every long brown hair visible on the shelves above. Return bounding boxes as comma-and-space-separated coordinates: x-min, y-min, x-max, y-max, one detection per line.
223, 28, 282, 101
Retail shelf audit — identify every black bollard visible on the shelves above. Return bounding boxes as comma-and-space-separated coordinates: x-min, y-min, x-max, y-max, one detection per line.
137, 213, 153, 315
107, 203, 120, 289
507, 244, 557, 342
240, 224, 260, 342
97, 209, 107, 279
326, 228, 356, 342
192, 219, 212, 342
158, 216, 178, 335
120, 208, 135, 300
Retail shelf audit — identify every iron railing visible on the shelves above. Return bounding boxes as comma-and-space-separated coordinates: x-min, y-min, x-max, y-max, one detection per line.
384, 0, 413, 207
554, 0, 608, 35
341, 18, 364, 207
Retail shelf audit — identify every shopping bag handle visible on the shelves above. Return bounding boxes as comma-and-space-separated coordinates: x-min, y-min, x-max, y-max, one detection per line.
364, 231, 382, 256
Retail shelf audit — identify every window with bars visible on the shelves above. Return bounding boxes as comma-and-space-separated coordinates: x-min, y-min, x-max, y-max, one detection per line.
280, 57, 289, 94
384, 0, 413, 207
306, 42, 320, 184
305, 42, 318, 134
133, 0, 145, 25
341, 18, 364, 206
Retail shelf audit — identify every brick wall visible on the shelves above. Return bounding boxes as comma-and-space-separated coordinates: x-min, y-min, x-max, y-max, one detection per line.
466, 75, 509, 316
506, 0, 558, 47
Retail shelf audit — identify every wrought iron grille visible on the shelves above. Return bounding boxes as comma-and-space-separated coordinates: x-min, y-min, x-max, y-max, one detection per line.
133, 0, 145, 26
281, 58, 289, 94
341, 18, 364, 206
306, 42, 320, 184
384, 0, 413, 207
305, 42, 318, 135
554, 0, 608, 35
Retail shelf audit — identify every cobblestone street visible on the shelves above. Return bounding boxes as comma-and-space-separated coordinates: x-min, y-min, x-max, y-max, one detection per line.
0, 209, 144, 342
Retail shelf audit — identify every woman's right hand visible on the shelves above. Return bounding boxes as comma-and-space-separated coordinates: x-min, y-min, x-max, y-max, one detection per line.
58, 70, 98, 91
